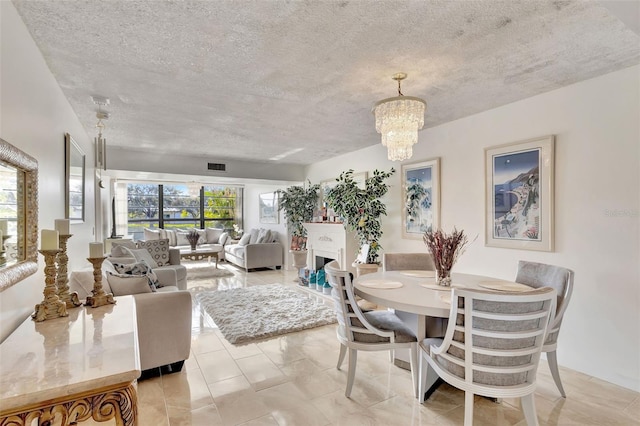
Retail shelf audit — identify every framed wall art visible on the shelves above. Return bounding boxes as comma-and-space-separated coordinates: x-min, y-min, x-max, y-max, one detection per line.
485, 135, 555, 251
402, 158, 440, 239
320, 171, 367, 206
259, 192, 279, 224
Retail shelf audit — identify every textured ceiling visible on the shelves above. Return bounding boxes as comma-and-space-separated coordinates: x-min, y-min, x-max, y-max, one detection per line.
12, 0, 640, 165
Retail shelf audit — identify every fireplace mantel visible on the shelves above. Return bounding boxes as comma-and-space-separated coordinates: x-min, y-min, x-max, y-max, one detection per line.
303, 223, 357, 274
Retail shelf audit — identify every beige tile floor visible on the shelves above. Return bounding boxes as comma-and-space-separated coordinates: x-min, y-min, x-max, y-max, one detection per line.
137, 262, 640, 426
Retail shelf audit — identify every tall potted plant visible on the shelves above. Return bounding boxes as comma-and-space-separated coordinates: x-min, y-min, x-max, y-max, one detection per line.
278, 182, 320, 268
325, 168, 395, 275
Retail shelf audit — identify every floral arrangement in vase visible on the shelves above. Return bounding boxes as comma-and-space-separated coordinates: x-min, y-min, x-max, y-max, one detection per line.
232, 224, 244, 240
423, 227, 471, 286
186, 229, 200, 251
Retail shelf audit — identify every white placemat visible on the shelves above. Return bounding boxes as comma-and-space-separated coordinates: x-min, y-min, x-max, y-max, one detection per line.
478, 281, 534, 292
358, 279, 404, 289
421, 283, 463, 291
399, 270, 435, 278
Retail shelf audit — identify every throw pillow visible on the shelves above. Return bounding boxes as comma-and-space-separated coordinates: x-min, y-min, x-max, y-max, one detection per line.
107, 274, 153, 296
110, 239, 136, 257
165, 229, 177, 246
206, 227, 223, 244
196, 229, 207, 245
137, 239, 170, 267
219, 232, 229, 246
257, 228, 272, 243
238, 233, 251, 246
249, 228, 260, 244
176, 231, 189, 246
124, 247, 159, 269
144, 228, 161, 241
112, 260, 160, 289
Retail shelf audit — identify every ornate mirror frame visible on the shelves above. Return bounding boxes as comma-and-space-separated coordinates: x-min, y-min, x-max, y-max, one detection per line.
0, 139, 38, 292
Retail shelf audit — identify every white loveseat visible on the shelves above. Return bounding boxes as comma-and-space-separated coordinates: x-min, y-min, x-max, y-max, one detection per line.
70, 246, 191, 374
224, 228, 283, 271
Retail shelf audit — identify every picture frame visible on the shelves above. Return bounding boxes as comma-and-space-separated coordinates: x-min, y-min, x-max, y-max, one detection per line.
402, 158, 440, 239
320, 171, 367, 211
484, 135, 555, 251
259, 192, 279, 224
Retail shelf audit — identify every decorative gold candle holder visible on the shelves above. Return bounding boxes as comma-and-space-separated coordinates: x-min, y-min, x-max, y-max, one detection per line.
85, 256, 116, 308
33, 249, 68, 322
56, 234, 81, 308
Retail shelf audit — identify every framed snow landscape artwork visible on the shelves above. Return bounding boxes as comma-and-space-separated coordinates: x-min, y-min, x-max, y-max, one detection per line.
485, 135, 555, 251
402, 158, 440, 239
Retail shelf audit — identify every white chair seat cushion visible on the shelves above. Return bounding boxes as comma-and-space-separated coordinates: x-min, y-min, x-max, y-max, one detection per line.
352, 311, 417, 344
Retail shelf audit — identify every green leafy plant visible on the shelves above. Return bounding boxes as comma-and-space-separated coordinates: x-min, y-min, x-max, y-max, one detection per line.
277, 181, 320, 242
325, 168, 395, 264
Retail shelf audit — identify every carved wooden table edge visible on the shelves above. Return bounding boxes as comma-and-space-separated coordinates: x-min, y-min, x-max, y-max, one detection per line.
0, 381, 137, 426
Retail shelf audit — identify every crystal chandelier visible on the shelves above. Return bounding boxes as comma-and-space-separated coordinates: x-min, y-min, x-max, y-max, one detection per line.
372, 73, 426, 161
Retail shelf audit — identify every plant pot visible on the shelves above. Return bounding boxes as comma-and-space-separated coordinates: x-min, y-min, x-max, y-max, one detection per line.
290, 249, 308, 269
352, 262, 379, 278
189, 242, 197, 251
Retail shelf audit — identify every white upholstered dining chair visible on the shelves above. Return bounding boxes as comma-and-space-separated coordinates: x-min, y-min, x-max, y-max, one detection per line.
418, 286, 557, 426
383, 252, 446, 338
515, 260, 574, 397
324, 260, 419, 398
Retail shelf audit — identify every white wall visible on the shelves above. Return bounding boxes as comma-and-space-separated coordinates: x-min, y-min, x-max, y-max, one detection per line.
307, 65, 640, 392
243, 183, 290, 265
0, 3, 96, 342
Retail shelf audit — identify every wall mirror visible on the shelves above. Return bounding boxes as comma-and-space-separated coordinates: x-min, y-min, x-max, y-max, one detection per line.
0, 138, 38, 292
65, 133, 85, 222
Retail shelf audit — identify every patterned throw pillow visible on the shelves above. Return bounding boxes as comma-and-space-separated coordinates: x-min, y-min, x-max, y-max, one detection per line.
111, 260, 159, 290
137, 239, 170, 267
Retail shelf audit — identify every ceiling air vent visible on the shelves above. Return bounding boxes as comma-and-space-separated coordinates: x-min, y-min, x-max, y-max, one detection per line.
207, 162, 226, 172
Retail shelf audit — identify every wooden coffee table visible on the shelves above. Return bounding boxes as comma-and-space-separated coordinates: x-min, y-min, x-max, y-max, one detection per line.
179, 247, 222, 268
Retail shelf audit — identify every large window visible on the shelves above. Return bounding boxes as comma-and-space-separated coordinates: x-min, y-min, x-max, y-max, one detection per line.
125, 183, 242, 240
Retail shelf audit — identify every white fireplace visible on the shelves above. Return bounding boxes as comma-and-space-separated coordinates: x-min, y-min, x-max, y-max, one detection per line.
303, 223, 357, 275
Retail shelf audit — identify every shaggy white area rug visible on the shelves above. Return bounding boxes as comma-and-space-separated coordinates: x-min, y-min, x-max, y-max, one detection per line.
196, 284, 337, 345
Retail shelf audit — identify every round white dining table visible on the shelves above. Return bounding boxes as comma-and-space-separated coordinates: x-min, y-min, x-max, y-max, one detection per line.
353, 271, 503, 318
353, 270, 530, 398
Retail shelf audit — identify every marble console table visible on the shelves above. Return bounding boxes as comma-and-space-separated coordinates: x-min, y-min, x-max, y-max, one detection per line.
0, 296, 140, 425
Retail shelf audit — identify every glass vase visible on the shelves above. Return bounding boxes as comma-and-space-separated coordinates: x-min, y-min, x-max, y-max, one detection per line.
436, 268, 452, 287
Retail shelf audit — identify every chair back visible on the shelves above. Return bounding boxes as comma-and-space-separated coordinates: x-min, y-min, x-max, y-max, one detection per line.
515, 261, 574, 347
383, 252, 435, 272
428, 287, 556, 393
325, 260, 394, 343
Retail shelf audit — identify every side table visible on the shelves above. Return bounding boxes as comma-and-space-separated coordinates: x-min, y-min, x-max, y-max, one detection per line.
0, 296, 140, 425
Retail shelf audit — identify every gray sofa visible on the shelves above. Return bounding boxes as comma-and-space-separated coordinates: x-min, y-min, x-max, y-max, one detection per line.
224, 228, 283, 271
